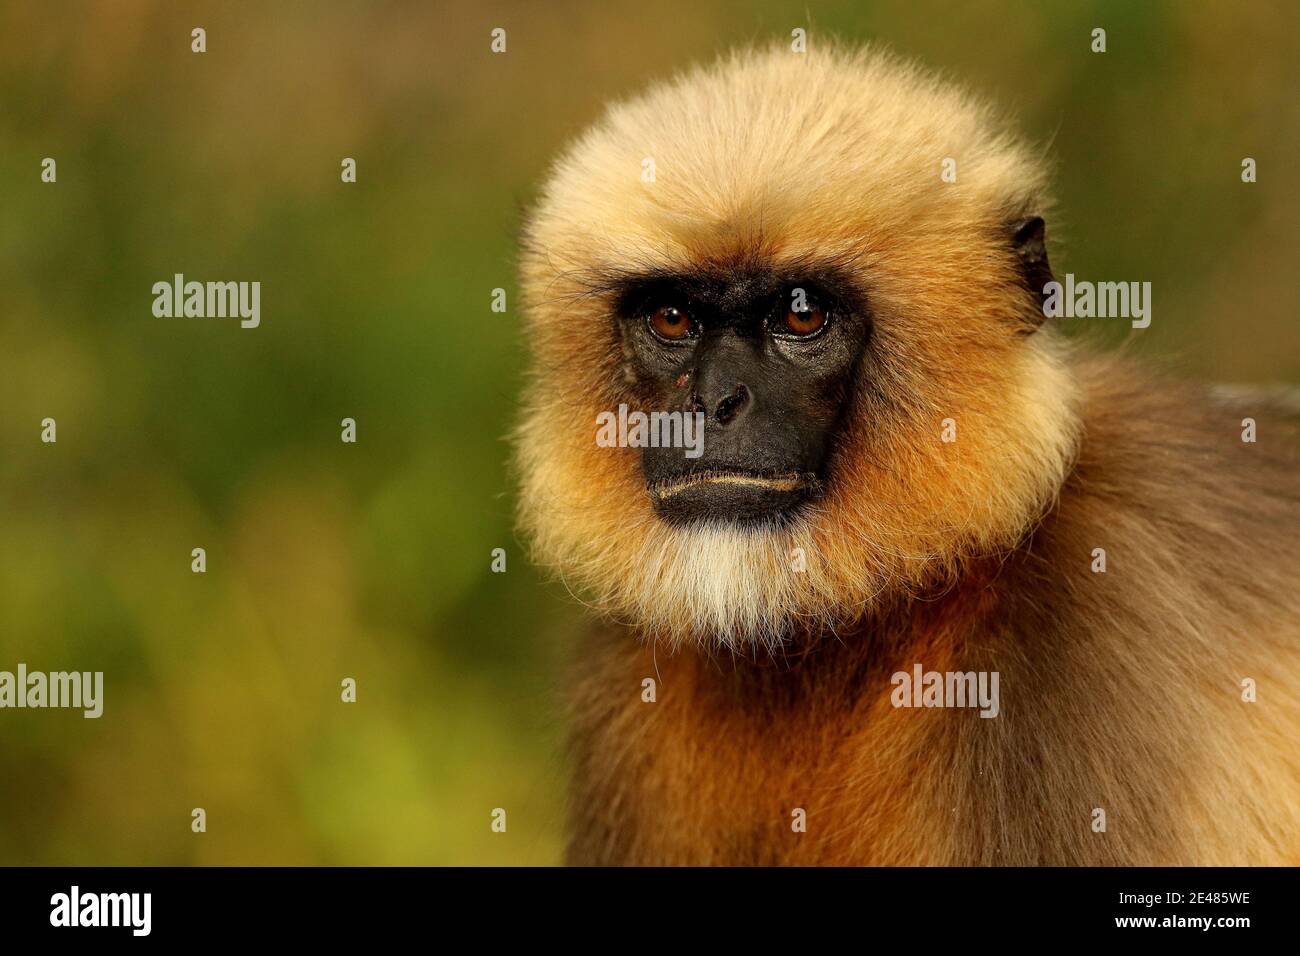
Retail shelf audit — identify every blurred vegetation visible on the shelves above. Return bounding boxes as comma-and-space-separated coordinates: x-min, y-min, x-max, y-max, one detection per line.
0, 0, 1295, 864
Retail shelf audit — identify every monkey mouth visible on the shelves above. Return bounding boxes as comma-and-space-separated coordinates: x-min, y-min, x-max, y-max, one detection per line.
648, 469, 813, 499
647, 469, 819, 526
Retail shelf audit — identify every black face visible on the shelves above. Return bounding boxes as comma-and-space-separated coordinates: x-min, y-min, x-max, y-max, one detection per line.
612, 264, 872, 526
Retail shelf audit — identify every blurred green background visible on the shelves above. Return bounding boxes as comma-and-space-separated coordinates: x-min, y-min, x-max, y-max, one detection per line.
0, 0, 1295, 864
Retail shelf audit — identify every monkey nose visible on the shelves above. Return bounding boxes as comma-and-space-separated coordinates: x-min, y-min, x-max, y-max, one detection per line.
703, 384, 750, 424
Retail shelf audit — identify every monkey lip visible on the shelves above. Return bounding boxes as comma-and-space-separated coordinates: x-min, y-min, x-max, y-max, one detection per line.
646, 469, 820, 526
647, 469, 814, 501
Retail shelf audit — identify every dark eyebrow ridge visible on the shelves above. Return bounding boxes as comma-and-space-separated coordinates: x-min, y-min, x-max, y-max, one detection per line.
602, 259, 868, 319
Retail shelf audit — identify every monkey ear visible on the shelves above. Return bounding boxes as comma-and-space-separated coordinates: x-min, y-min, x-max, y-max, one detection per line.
1010, 216, 1054, 328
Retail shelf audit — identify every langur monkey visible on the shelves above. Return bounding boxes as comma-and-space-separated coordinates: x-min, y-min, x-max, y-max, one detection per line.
515, 46, 1300, 865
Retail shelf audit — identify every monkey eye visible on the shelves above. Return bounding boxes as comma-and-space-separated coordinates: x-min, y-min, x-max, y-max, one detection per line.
647, 305, 695, 342
774, 302, 828, 339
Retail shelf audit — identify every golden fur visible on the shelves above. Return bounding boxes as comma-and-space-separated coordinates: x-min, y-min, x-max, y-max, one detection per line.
515, 46, 1300, 864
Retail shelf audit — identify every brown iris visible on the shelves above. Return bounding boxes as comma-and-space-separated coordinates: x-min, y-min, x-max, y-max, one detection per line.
649, 306, 693, 340
782, 304, 826, 337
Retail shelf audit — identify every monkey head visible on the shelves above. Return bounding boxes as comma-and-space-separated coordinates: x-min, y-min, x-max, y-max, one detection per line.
516, 46, 1081, 648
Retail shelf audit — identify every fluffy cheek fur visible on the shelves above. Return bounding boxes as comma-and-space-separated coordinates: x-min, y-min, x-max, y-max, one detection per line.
516, 334, 1079, 650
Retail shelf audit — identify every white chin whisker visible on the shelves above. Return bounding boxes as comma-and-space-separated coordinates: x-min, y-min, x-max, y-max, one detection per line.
628, 520, 811, 647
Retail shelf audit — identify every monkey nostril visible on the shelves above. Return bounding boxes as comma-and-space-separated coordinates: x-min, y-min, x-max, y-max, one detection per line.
713, 384, 750, 424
